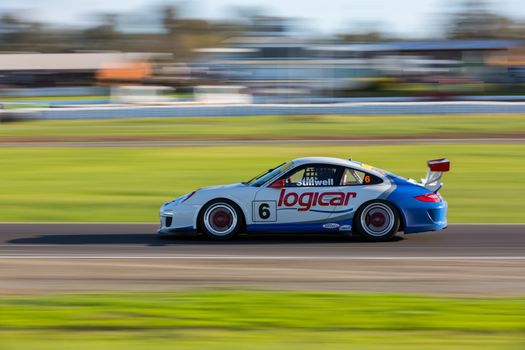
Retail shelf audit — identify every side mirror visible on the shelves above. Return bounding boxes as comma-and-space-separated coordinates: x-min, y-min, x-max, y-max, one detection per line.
269, 179, 285, 189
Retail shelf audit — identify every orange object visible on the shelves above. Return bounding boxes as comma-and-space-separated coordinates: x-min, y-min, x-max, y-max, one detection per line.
97, 62, 151, 81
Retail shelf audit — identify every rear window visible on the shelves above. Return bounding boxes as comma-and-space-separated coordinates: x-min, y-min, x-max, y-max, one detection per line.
341, 168, 382, 185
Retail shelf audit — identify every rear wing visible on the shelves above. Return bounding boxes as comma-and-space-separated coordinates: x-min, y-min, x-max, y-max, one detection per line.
420, 158, 450, 192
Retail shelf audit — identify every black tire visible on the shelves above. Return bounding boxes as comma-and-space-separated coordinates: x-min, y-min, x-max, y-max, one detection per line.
354, 200, 400, 242
198, 199, 244, 240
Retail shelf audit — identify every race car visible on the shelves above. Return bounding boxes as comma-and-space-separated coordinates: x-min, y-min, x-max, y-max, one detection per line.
158, 157, 450, 241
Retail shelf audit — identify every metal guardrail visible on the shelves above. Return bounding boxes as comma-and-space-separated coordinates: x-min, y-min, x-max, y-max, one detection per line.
7, 101, 525, 120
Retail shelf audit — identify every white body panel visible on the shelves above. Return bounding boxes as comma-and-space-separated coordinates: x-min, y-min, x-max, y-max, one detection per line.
159, 157, 397, 233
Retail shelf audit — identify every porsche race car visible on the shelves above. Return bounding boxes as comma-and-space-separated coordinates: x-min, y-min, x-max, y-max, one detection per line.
158, 157, 450, 241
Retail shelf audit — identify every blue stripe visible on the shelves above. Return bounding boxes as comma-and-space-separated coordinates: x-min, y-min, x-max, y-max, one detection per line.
325, 208, 354, 214
247, 223, 329, 232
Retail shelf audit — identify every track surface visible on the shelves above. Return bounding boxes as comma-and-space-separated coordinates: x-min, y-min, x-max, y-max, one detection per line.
1, 223, 524, 295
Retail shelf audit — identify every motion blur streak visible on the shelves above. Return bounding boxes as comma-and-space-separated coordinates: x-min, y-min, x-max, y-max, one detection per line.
1, 1, 525, 349
3, 1, 525, 105
1, 223, 525, 295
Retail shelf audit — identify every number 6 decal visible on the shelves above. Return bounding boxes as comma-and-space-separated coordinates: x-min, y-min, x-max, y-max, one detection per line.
252, 201, 277, 222
259, 203, 270, 219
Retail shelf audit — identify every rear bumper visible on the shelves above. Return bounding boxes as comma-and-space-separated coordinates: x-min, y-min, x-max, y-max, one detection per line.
402, 201, 448, 234
404, 222, 448, 234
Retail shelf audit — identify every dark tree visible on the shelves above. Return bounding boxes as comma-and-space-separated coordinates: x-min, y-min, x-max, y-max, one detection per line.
447, 0, 524, 39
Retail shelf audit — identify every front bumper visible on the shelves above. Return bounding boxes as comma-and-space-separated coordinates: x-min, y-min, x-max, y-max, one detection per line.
157, 213, 197, 236
157, 203, 199, 236
157, 225, 197, 236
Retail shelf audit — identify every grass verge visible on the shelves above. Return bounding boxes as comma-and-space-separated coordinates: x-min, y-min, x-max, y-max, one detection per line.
1, 114, 525, 141
1, 291, 524, 350
0, 144, 523, 222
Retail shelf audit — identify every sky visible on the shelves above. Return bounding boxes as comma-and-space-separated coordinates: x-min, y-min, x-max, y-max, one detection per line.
2, 0, 525, 38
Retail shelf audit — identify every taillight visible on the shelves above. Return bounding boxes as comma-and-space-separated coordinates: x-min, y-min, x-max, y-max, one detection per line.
182, 191, 197, 203
415, 193, 441, 203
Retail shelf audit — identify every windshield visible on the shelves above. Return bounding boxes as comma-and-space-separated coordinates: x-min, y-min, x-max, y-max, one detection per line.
246, 162, 293, 187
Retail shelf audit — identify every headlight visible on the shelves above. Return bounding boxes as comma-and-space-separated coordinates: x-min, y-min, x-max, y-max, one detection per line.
161, 209, 174, 216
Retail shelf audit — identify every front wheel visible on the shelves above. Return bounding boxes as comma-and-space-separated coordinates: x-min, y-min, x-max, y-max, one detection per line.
199, 200, 243, 240
354, 200, 400, 242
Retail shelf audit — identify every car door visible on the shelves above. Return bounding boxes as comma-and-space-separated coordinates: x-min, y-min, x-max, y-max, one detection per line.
251, 164, 345, 231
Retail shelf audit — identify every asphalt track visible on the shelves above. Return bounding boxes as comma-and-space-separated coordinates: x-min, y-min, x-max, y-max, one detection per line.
1, 223, 524, 295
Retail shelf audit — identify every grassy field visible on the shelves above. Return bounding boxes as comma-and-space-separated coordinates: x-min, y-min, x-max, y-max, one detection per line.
1, 114, 525, 140
1, 291, 524, 350
0, 143, 523, 223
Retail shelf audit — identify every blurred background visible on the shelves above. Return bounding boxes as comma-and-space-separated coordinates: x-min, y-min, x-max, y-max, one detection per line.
1, 1, 525, 350
1, 0, 525, 105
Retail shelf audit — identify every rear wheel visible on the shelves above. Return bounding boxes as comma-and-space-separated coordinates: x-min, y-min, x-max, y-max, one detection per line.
199, 200, 243, 240
354, 200, 400, 242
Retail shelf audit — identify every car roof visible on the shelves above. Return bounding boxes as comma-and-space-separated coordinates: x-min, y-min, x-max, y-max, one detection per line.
291, 157, 386, 177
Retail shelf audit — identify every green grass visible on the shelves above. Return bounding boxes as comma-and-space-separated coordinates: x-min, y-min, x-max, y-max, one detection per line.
1, 103, 49, 110
0, 144, 523, 223
1, 114, 525, 140
1, 291, 524, 350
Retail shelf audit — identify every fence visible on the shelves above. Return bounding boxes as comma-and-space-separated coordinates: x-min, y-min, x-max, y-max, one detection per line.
7, 101, 525, 120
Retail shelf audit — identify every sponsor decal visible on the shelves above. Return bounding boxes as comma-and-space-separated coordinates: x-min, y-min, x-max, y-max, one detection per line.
360, 163, 375, 171
278, 189, 357, 212
297, 178, 334, 187
323, 223, 340, 229
360, 163, 387, 175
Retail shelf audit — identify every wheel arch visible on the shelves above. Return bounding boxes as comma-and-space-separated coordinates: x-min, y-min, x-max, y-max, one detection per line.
196, 197, 247, 233
389, 201, 406, 232
354, 198, 405, 233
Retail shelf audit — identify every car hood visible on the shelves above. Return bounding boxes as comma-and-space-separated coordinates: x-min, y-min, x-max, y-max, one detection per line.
199, 182, 249, 191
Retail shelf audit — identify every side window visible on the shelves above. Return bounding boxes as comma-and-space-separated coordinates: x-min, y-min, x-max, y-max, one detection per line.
283, 165, 339, 187
341, 168, 382, 185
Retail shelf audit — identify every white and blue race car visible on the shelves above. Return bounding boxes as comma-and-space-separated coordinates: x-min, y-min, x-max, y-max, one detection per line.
158, 157, 450, 241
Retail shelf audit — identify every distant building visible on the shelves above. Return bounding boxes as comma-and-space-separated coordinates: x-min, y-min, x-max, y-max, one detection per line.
194, 38, 525, 98
194, 36, 378, 97
0, 52, 169, 87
